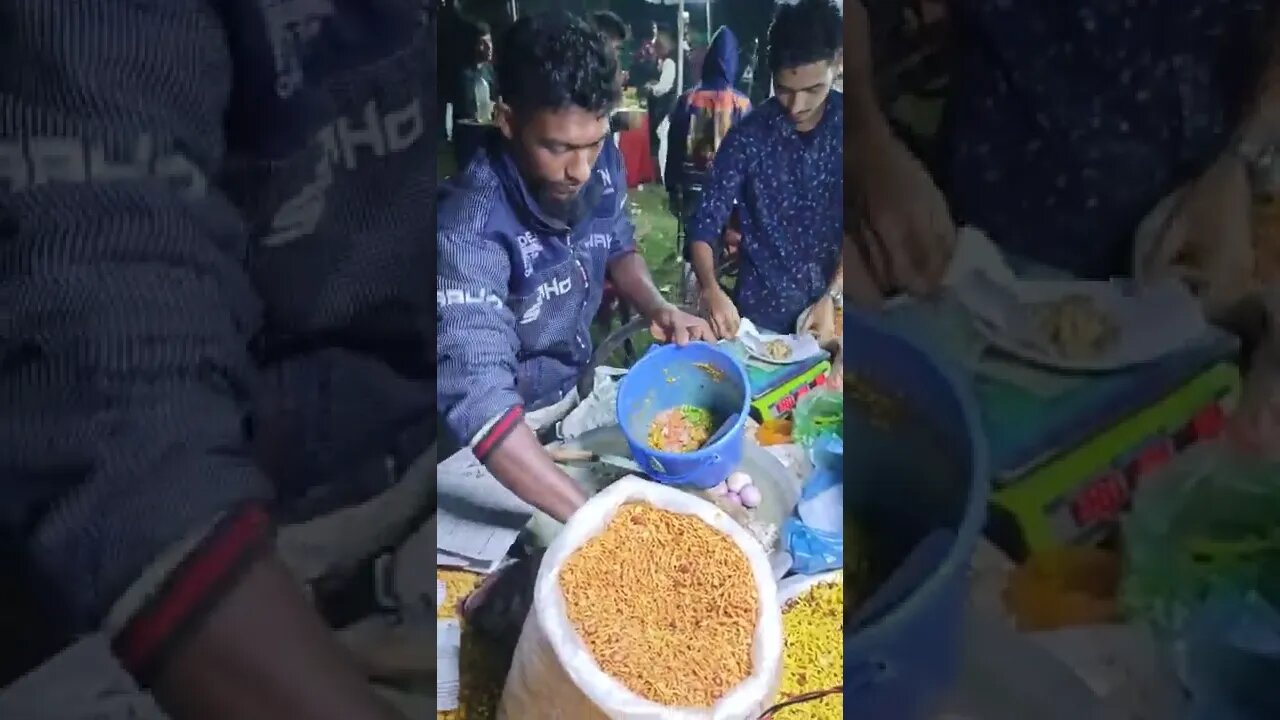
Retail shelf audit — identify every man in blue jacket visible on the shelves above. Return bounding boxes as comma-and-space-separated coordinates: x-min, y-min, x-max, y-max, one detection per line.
438, 12, 711, 524
0, 2, 433, 719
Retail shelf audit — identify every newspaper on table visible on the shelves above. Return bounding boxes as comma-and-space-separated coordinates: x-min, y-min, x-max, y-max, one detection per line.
436, 618, 462, 712
436, 449, 534, 574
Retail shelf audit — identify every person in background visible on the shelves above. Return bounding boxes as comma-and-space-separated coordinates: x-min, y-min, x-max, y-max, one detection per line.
0, 2, 436, 720
453, 18, 498, 170
665, 25, 752, 309
665, 26, 752, 206
437, 13, 711, 525
632, 20, 661, 87
689, 0, 844, 341
846, 0, 1280, 326
645, 28, 680, 180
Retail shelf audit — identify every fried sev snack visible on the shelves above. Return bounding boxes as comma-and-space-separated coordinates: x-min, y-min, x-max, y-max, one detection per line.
1031, 294, 1119, 360
558, 502, 759, 707
776, 580, 844, 719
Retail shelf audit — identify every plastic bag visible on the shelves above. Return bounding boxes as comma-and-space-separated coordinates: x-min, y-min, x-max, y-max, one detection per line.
1122, 441, 1280, 719
497, 477, 783, 720
782, 436, 844, 575
1181, 591, 1280, 720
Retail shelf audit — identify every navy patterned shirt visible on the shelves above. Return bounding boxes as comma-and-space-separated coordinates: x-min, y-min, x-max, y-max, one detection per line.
942, 0, 1270, 279
689, 93, 844, 333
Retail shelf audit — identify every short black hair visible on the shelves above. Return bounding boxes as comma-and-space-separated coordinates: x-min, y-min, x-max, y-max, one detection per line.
497, 12, 620, 115
768, 0, 843, 73
590, 11, 629, 44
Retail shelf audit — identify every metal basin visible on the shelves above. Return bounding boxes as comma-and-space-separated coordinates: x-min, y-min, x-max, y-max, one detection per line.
526, 425, 803, 548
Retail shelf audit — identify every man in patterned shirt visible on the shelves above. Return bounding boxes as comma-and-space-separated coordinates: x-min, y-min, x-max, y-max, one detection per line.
689, 0, 845, 339
848, 0, 1279, 321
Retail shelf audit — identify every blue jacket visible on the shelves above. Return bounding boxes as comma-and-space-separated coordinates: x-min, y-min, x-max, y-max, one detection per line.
0, 0, 434, 671
438, 132, 635, 456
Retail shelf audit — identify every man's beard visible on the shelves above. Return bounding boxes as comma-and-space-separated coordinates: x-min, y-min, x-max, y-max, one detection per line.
535, 184, 586, 225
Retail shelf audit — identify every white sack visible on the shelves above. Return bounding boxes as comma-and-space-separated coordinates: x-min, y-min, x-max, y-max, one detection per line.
498, 477, 783, 720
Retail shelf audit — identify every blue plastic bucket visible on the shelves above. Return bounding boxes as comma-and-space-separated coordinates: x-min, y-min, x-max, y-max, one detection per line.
843, 309, 991, 720
615, 342, 750, 489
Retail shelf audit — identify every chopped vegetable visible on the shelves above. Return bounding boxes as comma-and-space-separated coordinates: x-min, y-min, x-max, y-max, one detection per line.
647, 405, 714, 453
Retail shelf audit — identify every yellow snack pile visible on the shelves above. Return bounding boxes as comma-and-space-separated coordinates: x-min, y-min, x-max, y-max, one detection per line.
776, 580, 844, 719
437, 569, 503, 720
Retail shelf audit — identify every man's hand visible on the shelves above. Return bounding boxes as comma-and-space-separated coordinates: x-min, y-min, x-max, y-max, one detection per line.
152, 552, 405, 720
851, 133, 955, 296
1137, 154, 1254, 318
649, 302, 715, 344
800, 294, 838, 345
699, 286, 741, 339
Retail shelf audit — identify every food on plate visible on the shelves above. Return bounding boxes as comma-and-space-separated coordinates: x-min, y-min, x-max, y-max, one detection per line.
559, 502, 758, 707
1030, 294, 1119, 360
764, 338, 793, 361
647, 405, 714, 453
739, 484, 762, 508
776, 579, 844, 719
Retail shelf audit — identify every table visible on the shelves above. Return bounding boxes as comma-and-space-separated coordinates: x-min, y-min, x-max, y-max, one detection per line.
616, 112, 658, 187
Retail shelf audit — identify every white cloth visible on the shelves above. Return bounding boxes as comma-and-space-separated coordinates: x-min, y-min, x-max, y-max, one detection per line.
473, 74, 494, 123
657, 116, 671, 183
652, 57, 677, 97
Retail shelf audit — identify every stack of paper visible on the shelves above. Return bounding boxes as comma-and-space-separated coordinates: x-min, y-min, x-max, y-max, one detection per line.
436, 449, 533, 575
436, 618, 462, 712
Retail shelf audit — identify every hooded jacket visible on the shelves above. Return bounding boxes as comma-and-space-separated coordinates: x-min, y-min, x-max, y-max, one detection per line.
665, 26, 753, 195
437, 132, 635, 457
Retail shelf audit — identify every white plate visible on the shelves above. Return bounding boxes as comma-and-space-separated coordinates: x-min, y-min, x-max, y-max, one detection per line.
958, 277, 1207, 373
738, 318, 825, 366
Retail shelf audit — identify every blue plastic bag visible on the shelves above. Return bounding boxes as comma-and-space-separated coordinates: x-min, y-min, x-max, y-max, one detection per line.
1182, 592, 1280, 720
783, 435, 844, 575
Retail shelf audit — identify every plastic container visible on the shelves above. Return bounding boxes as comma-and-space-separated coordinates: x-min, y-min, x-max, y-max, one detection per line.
615, 341, 751, 489
843, 309, 991, 720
